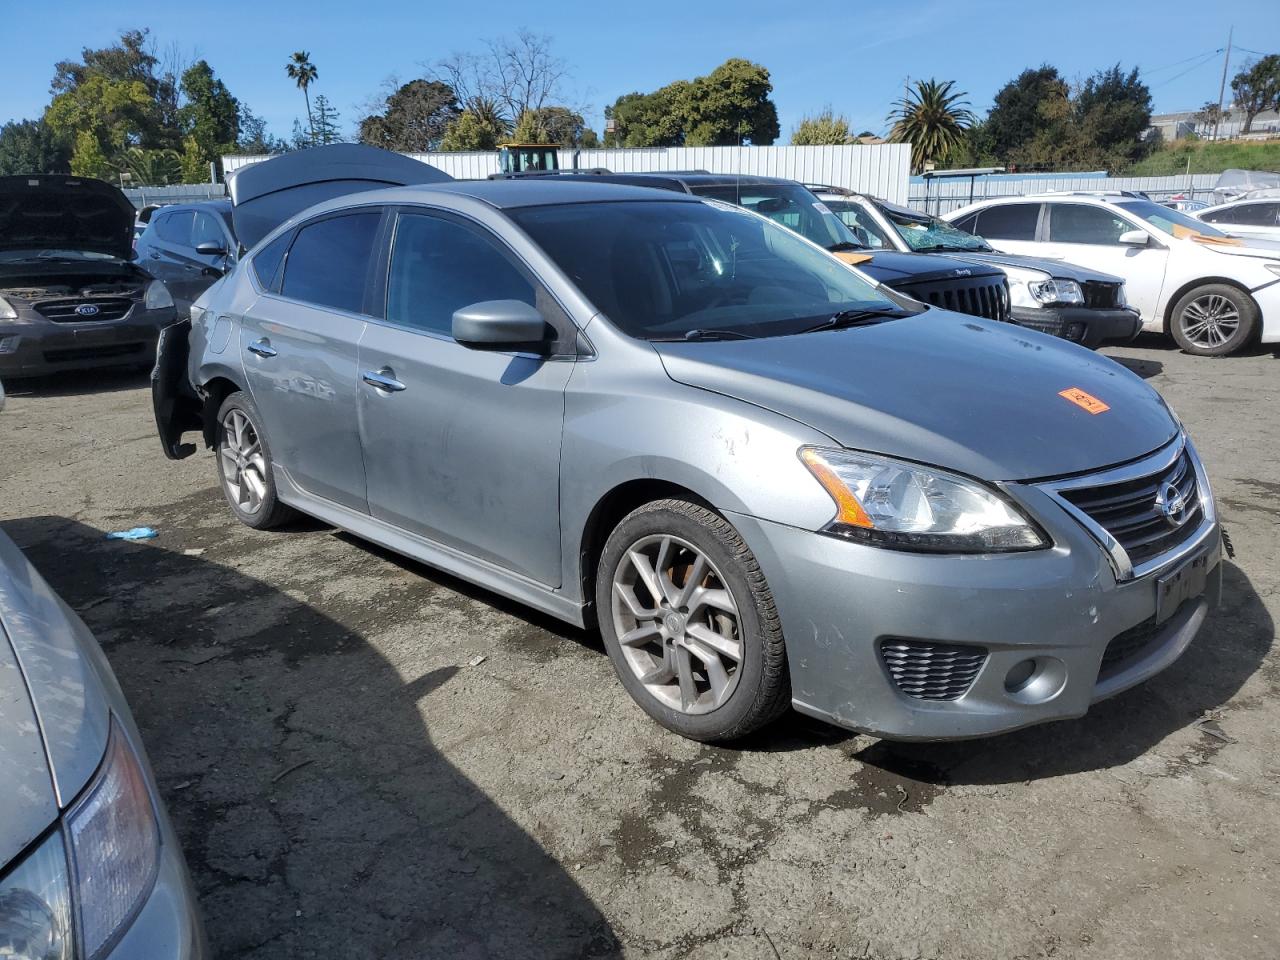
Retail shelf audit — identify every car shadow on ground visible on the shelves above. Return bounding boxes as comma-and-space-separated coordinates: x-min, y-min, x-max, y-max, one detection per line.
1, 367, 152, 398
2, 516, 621, 960
850, 560, 1272, 787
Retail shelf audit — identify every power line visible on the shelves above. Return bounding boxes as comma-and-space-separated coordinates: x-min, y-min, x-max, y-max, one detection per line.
1142, 49, 1222, 75
1149, 50, 1225, 88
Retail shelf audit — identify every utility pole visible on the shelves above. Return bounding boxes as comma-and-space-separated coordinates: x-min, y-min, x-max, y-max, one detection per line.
1212, 26, 1233, 142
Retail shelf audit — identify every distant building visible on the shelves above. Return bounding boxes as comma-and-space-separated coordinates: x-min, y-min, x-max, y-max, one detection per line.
1148, 107, 1280, 142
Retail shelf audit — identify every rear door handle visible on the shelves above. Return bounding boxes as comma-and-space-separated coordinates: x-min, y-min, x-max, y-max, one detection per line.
362, 369, 406, 392
247, 338, 277, 358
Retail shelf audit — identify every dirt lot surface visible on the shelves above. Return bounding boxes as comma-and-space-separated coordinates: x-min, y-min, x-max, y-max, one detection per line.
1, 336, 1277, 960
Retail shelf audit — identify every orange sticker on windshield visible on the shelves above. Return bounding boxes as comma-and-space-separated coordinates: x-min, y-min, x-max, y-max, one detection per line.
1059, 387, 1110, 414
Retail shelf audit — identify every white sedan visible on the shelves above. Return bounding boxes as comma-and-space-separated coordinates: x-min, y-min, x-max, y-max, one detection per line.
1195, 197, 1280, 242
945, 192, 1280, 355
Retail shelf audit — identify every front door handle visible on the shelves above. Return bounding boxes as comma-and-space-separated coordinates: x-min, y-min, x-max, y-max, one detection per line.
362, 369, 406, 392
247, 338, 277, 358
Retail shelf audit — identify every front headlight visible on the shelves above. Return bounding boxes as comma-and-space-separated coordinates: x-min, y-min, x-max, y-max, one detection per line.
0, 295, 19, 321
0, 832, 74, 960
66, 720, 160, 957
1029, 278, 1083, 305
144, 280, 174, 311
800, 447, 1048, 553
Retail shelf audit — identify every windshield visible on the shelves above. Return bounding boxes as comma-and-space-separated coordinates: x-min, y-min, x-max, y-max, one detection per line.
818, 200, 893, 250
0, 249, 118, 262
875, 202, 993, 252
509, 199, 911, 341
1116, 200, 1229, 239
687, 183, 863, 251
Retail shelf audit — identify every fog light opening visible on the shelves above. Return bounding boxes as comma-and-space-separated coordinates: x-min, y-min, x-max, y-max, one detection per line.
1004, 658, 1038, 693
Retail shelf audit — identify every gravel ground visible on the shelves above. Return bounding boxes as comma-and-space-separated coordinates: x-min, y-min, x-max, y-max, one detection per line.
1, 335, 1276, 960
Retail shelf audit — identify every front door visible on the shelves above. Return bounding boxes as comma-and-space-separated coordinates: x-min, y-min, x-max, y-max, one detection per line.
357, 210, 573, 586
1038, 203, 1169, 326
239, 209, 383, 512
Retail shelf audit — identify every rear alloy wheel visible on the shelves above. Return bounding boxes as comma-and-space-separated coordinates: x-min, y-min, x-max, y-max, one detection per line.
1170, 284, 1258, 356
214, 391, 297, 530
596, 499, 790, 741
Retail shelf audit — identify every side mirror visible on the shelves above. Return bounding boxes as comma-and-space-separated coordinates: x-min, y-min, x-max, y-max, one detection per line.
195, 241, 228, 256
1118, 230, 1149, 247
452, 300, 550, 350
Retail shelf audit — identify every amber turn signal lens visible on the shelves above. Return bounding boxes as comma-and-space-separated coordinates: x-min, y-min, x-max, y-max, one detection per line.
800, 447, 874, 529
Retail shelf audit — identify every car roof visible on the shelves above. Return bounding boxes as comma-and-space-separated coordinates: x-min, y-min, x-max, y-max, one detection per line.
326, 178, 707, 210
156, 199, 233, 214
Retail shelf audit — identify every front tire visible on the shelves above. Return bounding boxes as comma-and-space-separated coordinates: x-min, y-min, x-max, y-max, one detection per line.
596, 499, 790, 742
1170, 284, 1258, 356
214, 391, 297, 530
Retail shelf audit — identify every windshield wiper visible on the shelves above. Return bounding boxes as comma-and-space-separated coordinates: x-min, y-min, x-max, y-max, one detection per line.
912, 244, 992, 253
653, 328, 758, 342
826, 241, 868, 252
798, 307, 910, 334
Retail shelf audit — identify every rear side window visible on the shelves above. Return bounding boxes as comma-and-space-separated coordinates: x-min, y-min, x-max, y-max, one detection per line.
387, 213, 536, 336
974, 204, 1039, 240
280, 211, 382, 314
252, 231, 291, 290
155, 211, 193, 244
1047, 204, 1131, 245
1207, 202, 1279, 226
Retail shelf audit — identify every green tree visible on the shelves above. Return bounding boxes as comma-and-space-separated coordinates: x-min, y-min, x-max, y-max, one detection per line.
0, 119, 70, 175
286, 51, 319, 141
311, 95, 343, 145
1075, 65, 1152, 164
178, 60, 240, 168
512, 106, 597, 146
1231, 55, 1280, 134
359, 79, 460, 151
440, 109, 505, 151
71, 131, 112, 180
605, 89, 684, 147
118, 146, 182, 185
887, 79, 975, 172
791, 109, 852, 145
45, 73, 156, 175
984, 66, 1068, 160
236, 105, 288, 154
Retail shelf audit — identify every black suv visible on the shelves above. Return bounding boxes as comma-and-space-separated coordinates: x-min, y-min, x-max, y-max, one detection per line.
134, 200, 237, 317
538, 173, 1014, 327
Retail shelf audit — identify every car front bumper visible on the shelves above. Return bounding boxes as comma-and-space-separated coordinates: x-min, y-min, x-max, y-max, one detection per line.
728, 486, 1220, 741
0, 304, 175, 378
1011, 305, 1142, 349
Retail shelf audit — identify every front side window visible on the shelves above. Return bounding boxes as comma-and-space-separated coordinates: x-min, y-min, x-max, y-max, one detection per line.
155, 211, 193, 245
509, 199, 909, 341
821, 201, 893, 249
280, 211, 381, 314
1047, 204, 1134, 245
191, 212, 226, 250
974, 204, 1039, 241
386, 213, 536, 336
1209, 202, 1280, 226
690, 183, 860, 250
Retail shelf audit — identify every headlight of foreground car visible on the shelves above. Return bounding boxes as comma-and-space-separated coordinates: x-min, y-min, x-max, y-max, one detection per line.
0, 295, 20, 321
144, 280, 174, 311
800, 447, 1048, 552
1029, 278, 1084, 306
0, 832, 74, 960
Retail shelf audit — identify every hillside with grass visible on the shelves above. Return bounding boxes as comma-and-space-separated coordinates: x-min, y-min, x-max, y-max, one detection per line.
1128, 138, 1280, 176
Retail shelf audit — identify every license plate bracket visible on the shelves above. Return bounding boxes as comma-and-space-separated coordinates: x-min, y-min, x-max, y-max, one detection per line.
1155, 551, 1210, 624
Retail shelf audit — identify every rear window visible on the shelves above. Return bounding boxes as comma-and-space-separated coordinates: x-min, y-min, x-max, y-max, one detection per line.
280, 212, 381, 314
975, 204, 1039, 241
252, 231, 291, 290
155, 211, 193, 244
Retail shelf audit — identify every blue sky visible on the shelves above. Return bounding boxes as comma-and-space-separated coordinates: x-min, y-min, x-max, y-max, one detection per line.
3, 0, 1277, 143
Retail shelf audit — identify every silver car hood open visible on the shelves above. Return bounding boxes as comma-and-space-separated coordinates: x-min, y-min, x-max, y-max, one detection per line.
0, 530, 111, 864
655, 311, 1177, 482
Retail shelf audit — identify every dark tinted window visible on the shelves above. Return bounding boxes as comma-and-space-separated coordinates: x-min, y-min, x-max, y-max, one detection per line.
1047, 204, 1131, 245
280, 211, 381, 313
387, 214, 536, 336
155, 211, 193, 244
950, 213, 979, 233
192, 211, 226, 249
252, 231, 291, 289
1207, 202, 1280, 226
691, 183, 855, 249
974, 204, 1039, 240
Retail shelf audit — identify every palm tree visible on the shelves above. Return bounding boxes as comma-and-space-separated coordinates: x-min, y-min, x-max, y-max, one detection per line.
286, 51, 319, 143
887, 79, 975, 173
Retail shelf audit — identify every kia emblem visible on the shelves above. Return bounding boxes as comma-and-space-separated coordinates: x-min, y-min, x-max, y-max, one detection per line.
74, 303, 100, 317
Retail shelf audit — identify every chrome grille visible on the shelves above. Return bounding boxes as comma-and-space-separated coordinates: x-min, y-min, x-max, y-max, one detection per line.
892, 275, 1010, 323
880, 639, 987, 701
34, 297, 135, 322
1060, 447, 1201, 568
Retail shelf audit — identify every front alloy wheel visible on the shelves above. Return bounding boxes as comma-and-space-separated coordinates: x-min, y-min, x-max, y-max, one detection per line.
214, 391, 297, 530
1170, 284, 1258, 356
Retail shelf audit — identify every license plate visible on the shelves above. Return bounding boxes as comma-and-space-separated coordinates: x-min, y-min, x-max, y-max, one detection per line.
1155, 551, 1210, 624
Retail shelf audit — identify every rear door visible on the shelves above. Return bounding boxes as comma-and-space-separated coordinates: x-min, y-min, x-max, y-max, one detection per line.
239, 208, 384, 513
356, 208, 574, 585
1038, 202, 1168, 325
141, 209, 198, 309
965, 202, 1043, 257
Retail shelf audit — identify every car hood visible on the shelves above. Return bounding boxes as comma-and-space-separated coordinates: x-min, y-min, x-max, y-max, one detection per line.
655, 311, 1177, 481
0, 530, 111, 865
1185, 235, 1280, 259
838, 249, 1004, 286
930, 250, 1125, 283
0, 175, 135, 260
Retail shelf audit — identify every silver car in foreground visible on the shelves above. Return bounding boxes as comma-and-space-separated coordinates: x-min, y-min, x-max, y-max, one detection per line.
154, 147, 1222, 742
0, 529, 206, 958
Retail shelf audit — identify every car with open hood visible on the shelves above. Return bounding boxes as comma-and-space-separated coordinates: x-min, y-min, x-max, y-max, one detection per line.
0, 175, 177, 378
153, 145, 1221, 743
807, 186, 1141, 349
0, 523, 207, 957
945, 191, 1280, 356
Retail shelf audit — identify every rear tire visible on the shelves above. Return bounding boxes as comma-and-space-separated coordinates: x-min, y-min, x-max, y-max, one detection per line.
1169, 284, 1258, 356
596, 499, 790, 742
214, 391, 297, 530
